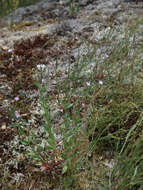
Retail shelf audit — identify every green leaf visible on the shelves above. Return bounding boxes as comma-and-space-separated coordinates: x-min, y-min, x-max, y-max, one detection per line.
62, 164, 68, 174
19, 126, 25, 136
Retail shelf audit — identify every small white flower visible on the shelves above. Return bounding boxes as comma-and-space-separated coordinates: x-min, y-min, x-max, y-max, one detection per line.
82, 103, 86, 108
86, 82, 90, 86
37, 64, 46, 70
37, 65, 41, 70
99, 80, 103, 85
15, 111, 20, 118
14, 96, 19, 101
42, 78, 46, 84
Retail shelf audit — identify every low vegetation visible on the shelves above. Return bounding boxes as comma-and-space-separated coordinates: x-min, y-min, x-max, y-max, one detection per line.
0, 7, 143, 190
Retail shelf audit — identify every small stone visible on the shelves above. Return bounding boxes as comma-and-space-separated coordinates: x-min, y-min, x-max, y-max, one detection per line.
1, 122, 6, 130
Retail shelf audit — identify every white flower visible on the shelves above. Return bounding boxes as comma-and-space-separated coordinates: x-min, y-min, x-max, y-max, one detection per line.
99, 80, 103, 85
86, 82, 90, 86
42, 78, 46, 84
15, 111, 20, 118
37, 64, 46, 71
14, 96, 19, 101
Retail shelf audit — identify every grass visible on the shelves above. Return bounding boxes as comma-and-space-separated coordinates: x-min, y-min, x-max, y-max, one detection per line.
1, 16, 143, 190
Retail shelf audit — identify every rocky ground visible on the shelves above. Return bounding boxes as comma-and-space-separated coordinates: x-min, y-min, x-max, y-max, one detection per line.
0, 0, 143, 189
